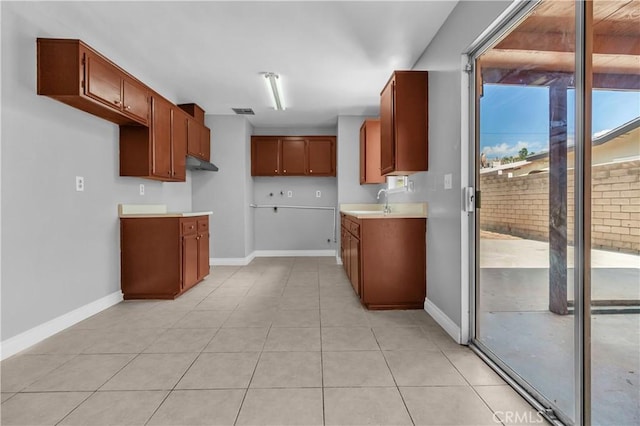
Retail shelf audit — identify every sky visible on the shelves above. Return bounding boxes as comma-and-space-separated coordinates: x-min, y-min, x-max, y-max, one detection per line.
480, 84, 640, 159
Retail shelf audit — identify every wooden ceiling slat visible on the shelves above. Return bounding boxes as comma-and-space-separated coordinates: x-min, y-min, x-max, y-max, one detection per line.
495, 32, 639, 55
481, 0, 639, 87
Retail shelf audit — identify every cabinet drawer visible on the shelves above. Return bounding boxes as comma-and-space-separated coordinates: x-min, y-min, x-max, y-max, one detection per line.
197, 218, 209, 233
349, 221, 360, 238
181, 220, 197, 236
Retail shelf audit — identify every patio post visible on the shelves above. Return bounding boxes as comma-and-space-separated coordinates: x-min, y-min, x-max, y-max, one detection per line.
549, 82, 568, 315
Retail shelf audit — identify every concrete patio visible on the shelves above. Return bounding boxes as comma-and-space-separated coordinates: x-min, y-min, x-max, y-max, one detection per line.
478, 236, 640, 425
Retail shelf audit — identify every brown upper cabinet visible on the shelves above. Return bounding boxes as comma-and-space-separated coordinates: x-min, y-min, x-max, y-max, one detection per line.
252, 137, 281, 175
380, 71, 428, 175
37, 39, 149, 126
119, 95, 187, 181
251, 136, 336, 177
359, 119, 385, 184
281, 138, 307, 175
180, 104, 211, 162
307, 138, 336, 176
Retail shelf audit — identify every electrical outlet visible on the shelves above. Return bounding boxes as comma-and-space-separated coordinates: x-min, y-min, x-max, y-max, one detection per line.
139, 184, 145, 195
75, 176, 84, 192
444, 173, 452, 190
316, 190, 321, 198
287, 190, 293, 198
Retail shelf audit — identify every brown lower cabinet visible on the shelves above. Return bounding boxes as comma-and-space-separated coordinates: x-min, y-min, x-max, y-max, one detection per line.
341, 213, 426, 309
120, 216, 210, 299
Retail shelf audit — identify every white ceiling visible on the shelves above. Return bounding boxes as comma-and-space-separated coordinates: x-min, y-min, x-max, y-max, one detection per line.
25, 1, 458, 128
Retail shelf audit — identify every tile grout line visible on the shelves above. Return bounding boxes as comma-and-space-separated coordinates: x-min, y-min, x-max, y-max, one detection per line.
232, 258, 289, 426
372, 326, 416, 426
317, 265, 327, 426
145, 270, 237, 426
439, 349, 507, 424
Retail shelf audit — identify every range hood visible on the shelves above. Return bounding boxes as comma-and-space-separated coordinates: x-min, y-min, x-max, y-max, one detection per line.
186, 155, 219, 172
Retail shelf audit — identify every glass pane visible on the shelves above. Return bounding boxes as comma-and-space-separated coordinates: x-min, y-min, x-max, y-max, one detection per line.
590, 1, 640, 424
476, 1, 576, 422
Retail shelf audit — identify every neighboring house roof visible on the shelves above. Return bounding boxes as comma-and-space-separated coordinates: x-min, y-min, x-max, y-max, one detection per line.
526, 117, 640, 161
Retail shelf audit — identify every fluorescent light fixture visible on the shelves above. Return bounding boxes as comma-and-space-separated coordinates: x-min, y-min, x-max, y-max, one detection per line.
264, 72, 285, 111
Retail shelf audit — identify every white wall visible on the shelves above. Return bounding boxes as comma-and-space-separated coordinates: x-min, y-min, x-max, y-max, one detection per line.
253, 177, 338, 251
1, 2, 192, 342
411, 0, 512, 328
192, 115, 253, 260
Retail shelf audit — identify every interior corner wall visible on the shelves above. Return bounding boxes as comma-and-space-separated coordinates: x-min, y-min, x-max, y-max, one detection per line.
192, 115, 253, 260
1, 1, 193, 343
244, 121, 255, 257
411, 0, 512, 327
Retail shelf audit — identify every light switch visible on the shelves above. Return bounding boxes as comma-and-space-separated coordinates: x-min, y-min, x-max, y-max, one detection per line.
316, 190, 321, 198
444, 173, 452, 190
287, 190, 293, 198
139, 184, 145, 195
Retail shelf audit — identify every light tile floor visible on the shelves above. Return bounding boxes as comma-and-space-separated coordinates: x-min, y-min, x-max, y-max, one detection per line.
1, 257, 548, 425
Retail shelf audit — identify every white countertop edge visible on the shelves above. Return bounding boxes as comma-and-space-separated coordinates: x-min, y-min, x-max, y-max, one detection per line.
339, 202, 427, 219
119, 211, 213, 218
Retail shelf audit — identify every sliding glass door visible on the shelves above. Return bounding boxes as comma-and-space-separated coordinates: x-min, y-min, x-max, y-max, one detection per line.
471, 1, 639, 424
589, 2, 640, 425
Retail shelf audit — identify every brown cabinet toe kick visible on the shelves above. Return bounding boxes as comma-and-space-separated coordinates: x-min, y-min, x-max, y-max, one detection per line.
120, 216, 210, 299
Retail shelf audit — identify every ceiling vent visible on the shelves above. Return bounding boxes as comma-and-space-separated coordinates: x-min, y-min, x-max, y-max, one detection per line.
232, 108, 255, 115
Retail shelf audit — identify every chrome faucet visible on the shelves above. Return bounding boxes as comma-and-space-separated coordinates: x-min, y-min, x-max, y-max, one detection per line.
377, 188, 391, 214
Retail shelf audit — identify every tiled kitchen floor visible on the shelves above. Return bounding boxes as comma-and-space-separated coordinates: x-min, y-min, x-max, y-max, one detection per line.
1, 257, 546, 425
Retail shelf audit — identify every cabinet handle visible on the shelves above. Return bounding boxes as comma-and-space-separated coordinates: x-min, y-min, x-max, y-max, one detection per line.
284, 169, 287, 173
125, 105, 131, 110
310, 169, 313, 173
114, 100, 121, 105
167, 171, 171, 175
274, 169, 278, 173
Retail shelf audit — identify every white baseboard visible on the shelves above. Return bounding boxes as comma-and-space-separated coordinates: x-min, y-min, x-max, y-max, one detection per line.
211, 252, 256, 266
254, 250, 336, 257
424, 298, 462, 344
336, 255, 343, 265
0, 290, 123, 360
212, 250, 337, 266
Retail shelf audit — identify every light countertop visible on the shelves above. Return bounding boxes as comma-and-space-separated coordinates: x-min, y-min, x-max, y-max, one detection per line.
118, 204, 212, 218
340, 203, 427, 219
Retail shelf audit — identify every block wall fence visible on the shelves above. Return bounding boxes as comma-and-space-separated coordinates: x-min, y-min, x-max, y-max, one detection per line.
479, 160, 640, 254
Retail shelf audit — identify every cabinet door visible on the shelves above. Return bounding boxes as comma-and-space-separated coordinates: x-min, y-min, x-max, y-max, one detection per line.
307, 138, 335, 176
85, 52, 122, 109
122, 78, 149, 125
197, 231, 210, 281
360, 124, 367, 184
251, 137, 280, 176
200, 126, 211, 161
349, 235, 360, 296
380, 77, 395, 175
361, 120, 385, 184
341, 226, 348, 274
187, 118, 201, 159
280, 138, 306, 175
172, 109, 187, 181
151, 97, 173, 179
182, 234, 199, 291
344, 231, 351, 280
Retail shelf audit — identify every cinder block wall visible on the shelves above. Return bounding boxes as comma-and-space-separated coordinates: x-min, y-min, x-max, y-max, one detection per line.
480, 160, 640, 254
